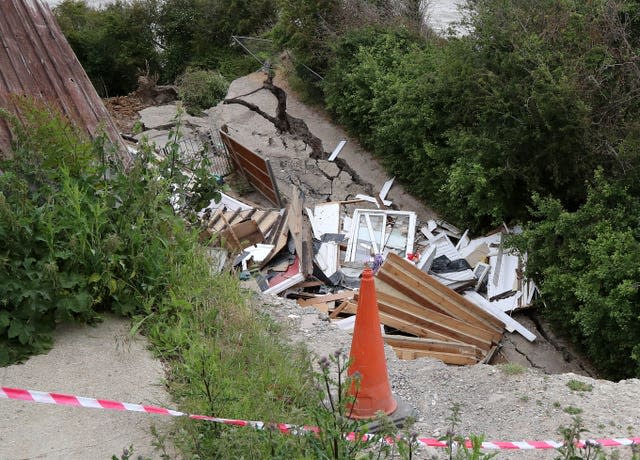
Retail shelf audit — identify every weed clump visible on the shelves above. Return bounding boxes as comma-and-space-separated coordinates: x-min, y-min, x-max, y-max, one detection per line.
567, 379, 594, 392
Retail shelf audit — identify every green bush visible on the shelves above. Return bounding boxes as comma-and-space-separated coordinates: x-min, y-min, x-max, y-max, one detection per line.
512, 171, 640, 379
176, 68, 229, 115
0, 100, 213, 364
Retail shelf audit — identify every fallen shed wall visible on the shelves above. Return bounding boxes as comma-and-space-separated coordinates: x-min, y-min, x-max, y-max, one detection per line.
0, 0, 129, 164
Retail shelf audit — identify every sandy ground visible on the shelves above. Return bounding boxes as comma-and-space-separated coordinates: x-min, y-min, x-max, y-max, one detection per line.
0, 316, 173, 460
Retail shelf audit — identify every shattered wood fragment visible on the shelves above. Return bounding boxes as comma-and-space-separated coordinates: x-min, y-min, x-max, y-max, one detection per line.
329, 300, 350, 319
298, 291, 354, 307
260, 207, 290, 268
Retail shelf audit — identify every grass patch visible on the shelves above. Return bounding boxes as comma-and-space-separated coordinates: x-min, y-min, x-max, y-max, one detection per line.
138, 250, 316, 458
563, 406, 583, 415
498, 362, 526, 376
566, 379, 593, 392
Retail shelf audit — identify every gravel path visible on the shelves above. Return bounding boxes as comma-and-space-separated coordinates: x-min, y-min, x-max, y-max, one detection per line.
256, 294, 640, 460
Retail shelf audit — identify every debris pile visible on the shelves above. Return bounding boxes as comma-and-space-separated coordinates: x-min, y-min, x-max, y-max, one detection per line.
201, 133, 539, 366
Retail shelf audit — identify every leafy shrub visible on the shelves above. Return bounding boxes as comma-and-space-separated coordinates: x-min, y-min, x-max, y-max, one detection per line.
177, 69, 229, 115
513, 171, 640, 379
0, 100, 216, 364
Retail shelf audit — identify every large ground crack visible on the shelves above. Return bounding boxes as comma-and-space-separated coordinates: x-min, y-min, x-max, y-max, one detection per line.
528, 311, 597, 377
504, 335, 545, 371
224, 74, 326, 159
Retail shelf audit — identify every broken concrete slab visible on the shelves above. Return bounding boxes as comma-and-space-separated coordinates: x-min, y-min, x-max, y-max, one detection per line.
300, 172, 332, 197
317, 160, 341, 179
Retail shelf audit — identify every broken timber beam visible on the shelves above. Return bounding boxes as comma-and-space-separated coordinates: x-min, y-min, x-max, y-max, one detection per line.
377, 253, 505, 336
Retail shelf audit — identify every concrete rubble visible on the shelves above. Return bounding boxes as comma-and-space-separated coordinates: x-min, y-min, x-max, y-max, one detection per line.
133, 72, 541, 367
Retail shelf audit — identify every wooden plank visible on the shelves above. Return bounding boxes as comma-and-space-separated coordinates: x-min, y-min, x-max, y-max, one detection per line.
298, 291, 354, 307
287, 186, 313, 277
343, 301, 467, 345
391, 348, 478, 365
365, 297, 493, 350
380, 253, 505, 332
226, 207, 245, 225
383, 335, 478, 357
367, 290, 496, 349
256, 211, 280, 237
206, 207, 224, 230
377, 262, 501, 338
297, 299, 330, 312
260, 207, 289, 268
481, 345, 500, 364
339, 301, 358, 315
329, 300, 350, 319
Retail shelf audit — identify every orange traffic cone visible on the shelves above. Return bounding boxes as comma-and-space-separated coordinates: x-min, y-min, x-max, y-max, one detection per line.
347, 267, 398, 419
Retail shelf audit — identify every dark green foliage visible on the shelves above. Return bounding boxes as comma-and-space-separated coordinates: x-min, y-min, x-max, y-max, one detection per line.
55, 0, 276, 96
322, 0, 640, 230
270, 0, 340, 102
512, 172, 640, 379
157, 0, 277, 82
55, 0, 161, 96
176, 68, 229, 115
0, 101, 215, 364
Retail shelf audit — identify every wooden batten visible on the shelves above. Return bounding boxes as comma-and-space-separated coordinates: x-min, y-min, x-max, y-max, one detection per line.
339, 300, 468, 345
361, 291, 495, 350
298, 291, 354, 308
383, 335, 479, 365
287, 186, 314, 277
378, 253, 505, 335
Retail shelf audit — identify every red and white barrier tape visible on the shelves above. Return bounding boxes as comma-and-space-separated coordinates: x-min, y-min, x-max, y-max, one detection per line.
2, 387, 638, 451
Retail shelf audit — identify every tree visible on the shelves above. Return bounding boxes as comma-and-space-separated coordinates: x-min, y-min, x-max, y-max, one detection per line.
55, 0, 161, 96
